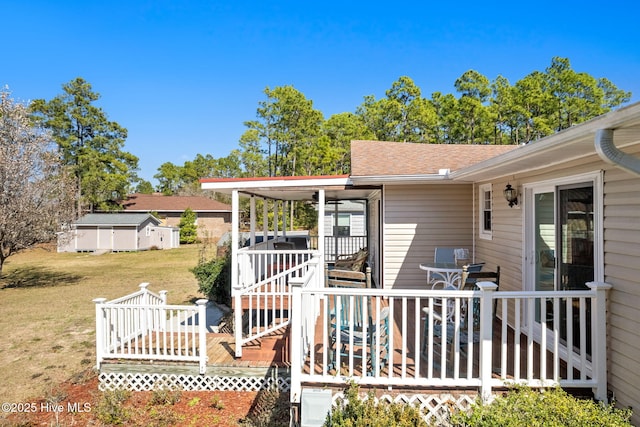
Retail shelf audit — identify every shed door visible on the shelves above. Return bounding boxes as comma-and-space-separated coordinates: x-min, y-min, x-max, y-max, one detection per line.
97, 227, 113, 250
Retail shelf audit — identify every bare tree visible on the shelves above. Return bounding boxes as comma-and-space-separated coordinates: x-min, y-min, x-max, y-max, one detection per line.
0, 88, 75, 272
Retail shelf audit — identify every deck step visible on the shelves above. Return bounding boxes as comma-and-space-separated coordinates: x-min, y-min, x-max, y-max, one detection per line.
240, 331, 290, 366
232, 295, 292, 310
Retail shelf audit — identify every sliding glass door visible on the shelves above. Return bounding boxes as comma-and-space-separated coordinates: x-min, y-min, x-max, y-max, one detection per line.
525, 173, 601, 355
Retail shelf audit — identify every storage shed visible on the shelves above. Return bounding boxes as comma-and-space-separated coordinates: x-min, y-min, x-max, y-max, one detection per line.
57, 213, 179, 252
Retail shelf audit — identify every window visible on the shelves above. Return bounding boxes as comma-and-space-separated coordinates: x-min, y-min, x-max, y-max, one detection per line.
333, 213, 351, 236
145, 225, 151, 237
479, 184, 492, 239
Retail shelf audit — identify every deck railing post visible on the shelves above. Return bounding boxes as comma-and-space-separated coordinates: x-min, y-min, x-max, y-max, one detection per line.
93, 298, 107, 370
290, 279, 303, 405
140, 282, 150, 302
159, 290, 168, 332
196, 299, 209, 374
476, 281, 498, 401
586, 281, 612, 401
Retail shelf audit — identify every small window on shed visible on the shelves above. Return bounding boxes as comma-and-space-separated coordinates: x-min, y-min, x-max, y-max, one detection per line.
145, 225, 151, 237
479, 184, 492, 240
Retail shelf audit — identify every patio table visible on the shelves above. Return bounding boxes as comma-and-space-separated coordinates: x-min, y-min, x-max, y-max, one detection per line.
419, 262, 463, 289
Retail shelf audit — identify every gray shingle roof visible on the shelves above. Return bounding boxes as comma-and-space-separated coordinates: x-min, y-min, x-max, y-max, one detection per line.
74, 213, 160, 226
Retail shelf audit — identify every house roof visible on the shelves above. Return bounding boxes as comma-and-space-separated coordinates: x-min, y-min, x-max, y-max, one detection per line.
74, 213, 161, 226
350, 141, 518, 178
121, 193, 232, 212
451, 102, 640, 182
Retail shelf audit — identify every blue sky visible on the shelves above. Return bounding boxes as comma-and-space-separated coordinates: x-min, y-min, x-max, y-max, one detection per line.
4, 1, 639, 184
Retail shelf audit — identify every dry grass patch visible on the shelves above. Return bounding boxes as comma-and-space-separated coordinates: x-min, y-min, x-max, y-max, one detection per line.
0, 244, 203, 404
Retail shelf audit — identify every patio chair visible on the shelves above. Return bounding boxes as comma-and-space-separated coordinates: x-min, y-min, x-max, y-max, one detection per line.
461, 263, 485, 288
326, 265, 372, 288
434, 247, 456, 264
462, 266, 501, 318
421, 291, 475, 365
334, 247, 369, 272
330, 300, 390, 376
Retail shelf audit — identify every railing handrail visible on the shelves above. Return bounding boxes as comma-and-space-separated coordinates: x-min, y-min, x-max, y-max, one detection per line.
94, 286, 208, 374
106, 282, 167, 305
289, 280, 611, 405
299, 287, 597, 298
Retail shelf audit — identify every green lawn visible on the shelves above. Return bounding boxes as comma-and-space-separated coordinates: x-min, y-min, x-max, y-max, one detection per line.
0, 244, 205, 403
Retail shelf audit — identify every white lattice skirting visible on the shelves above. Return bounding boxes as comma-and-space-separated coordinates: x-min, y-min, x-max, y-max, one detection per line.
99, 372, 291, 393
99, 372, 476, 424
331, 391, 477, 425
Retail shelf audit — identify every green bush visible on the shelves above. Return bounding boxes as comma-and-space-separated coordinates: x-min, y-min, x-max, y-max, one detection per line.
95, 389, 131, 425
179, 208, 199, 244
191, 242, 231, 305
327, 382, 427, 427
450, 386, 632, 427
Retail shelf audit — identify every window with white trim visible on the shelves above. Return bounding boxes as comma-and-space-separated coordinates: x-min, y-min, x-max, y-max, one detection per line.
479, 184, 492, 239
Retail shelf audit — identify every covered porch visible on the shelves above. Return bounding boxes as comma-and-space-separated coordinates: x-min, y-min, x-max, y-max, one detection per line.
198, 174, 611, 415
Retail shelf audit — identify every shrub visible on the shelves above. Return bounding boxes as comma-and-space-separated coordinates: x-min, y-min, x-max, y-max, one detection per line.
450, 386, 632, 427
179, 208, 199, 244
191, 241, 231, 305
327, 382, 427, 427
95, 389, 131, 425
149, 386, 182, 406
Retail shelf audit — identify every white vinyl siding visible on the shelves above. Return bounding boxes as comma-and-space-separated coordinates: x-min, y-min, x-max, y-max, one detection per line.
383, 184, 473, 290
601, 162, 640, 419
474, 145, 640, 422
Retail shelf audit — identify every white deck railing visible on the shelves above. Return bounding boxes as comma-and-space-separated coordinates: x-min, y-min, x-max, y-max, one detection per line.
94, 284, 209, 374
233, 247, 319, 357
289, 278, 611, 405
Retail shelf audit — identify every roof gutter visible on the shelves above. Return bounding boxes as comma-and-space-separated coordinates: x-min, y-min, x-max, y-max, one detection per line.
595, 129, 640, 177
351, 170, 452, 186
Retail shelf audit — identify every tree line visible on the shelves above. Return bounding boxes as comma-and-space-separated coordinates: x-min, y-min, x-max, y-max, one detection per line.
155, 57, 630, 194
0, 56, 631, 269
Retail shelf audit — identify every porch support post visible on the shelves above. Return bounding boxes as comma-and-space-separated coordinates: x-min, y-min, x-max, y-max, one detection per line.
263, 197, 268, 242
290, 279, 303, 405
232, 190, 243, 358
93, 298, 107, 370
250, 195, 256, 247
477, 281, 498, 401
587, 281, 612, 401
274, 200, 279, 239
196, 299, 209, 374
283, 201, 287, 237
317, 190, 325, 267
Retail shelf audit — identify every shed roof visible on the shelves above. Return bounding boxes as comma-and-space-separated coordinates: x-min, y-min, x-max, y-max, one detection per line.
121, 193, 231, 212
350, 140, 517, 177
74, 213, 160, 226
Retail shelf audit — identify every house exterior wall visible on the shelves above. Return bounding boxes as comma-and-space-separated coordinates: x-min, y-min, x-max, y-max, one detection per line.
473, 144, 640, 422
159, 211, 231, 242
382, 184, 473, 290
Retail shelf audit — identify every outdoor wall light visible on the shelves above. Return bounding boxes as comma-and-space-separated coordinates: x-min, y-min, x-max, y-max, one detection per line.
503, 183, 518, 208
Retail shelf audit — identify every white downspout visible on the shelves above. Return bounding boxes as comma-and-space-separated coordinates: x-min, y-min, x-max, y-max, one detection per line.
595, 129, 640, 176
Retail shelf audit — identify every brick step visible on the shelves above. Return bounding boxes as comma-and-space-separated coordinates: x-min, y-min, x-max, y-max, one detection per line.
240, 332, 290, 366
